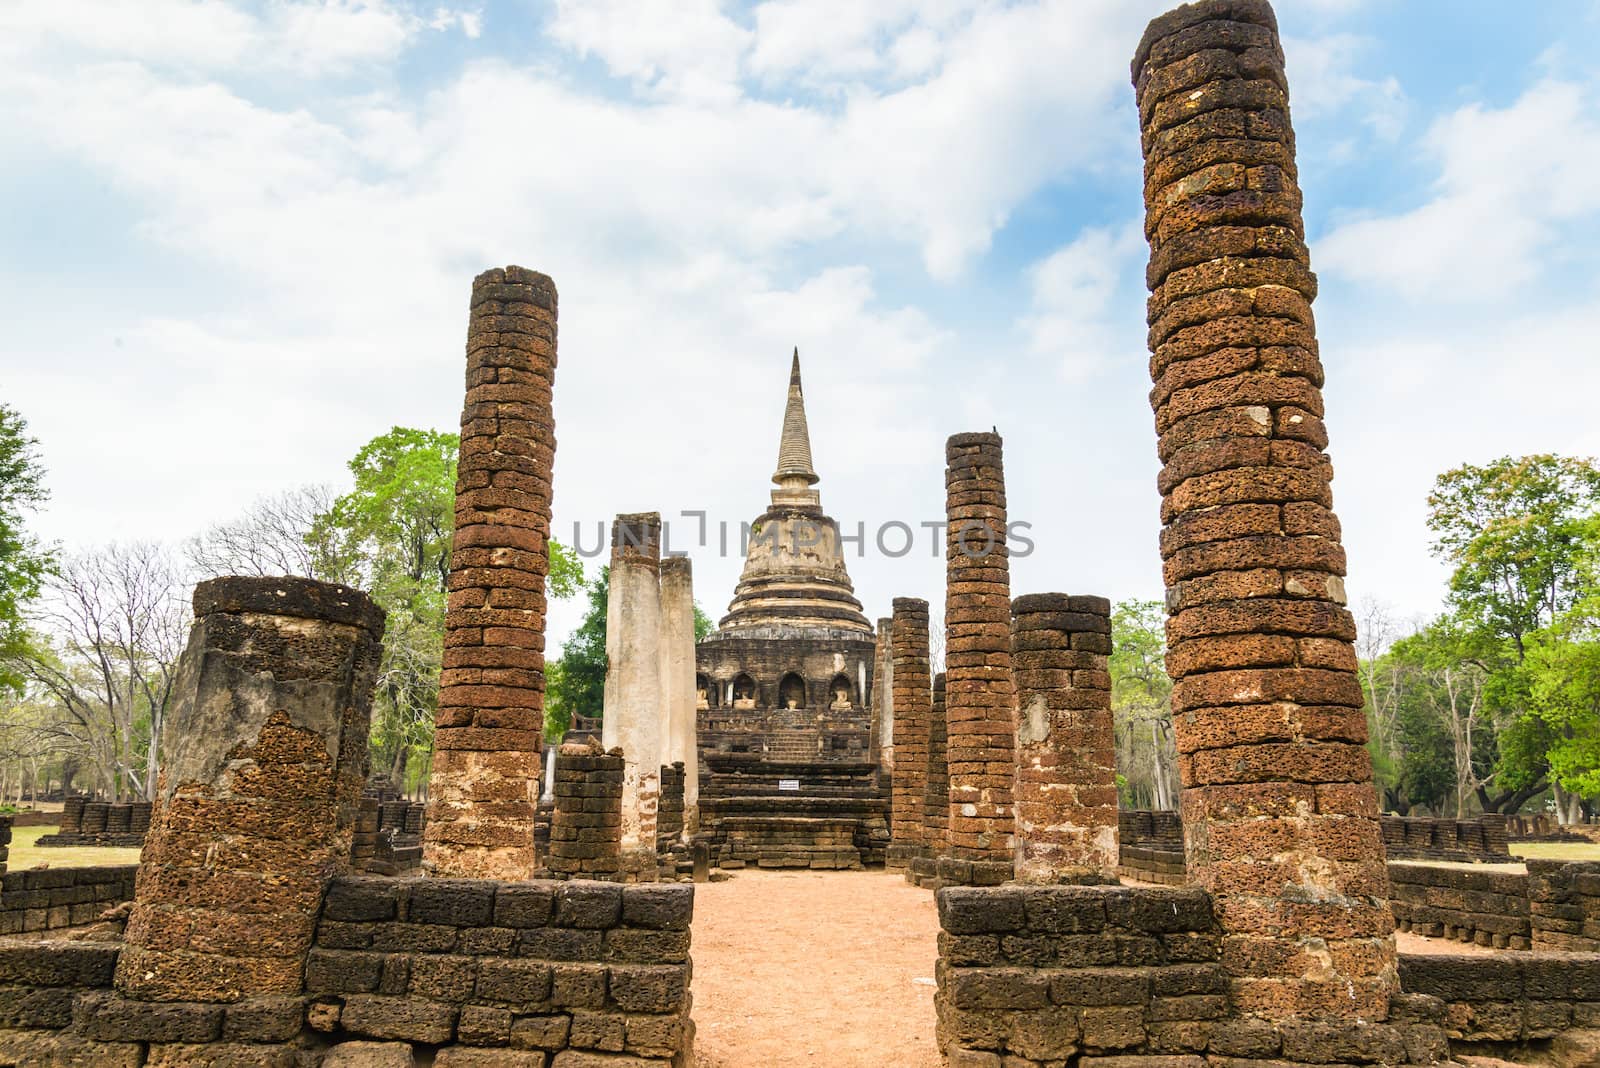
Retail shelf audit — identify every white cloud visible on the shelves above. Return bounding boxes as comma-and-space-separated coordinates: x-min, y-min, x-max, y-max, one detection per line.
1020, 223, 1144, 381
547, 0, 753, 101
1281, 32, 1404, 138
1318, 80, 1600, 300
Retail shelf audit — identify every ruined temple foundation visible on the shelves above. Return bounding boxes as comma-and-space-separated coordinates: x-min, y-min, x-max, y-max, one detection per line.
659, 555, 699, 839
425, 266, 557, 880
939, 432, 1016, 886
1134, 0, 1395, 1018
603, 512, 665, 878
1011, 594, 1119, 883
886, 597, 932, 869
115, 576, 384, 1002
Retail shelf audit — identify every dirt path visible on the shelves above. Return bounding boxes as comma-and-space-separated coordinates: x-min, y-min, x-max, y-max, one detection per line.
690, 869, 942, 1068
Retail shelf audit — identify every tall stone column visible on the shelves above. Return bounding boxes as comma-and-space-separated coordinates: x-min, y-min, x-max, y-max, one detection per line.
1134, 0, 1395, 1018
941, 432, 1016, 883
116, 577, 383, 1001
868, 618, 893, 769
887, 598, 931, 867
603, 513, 664, 869
1011, 594, 1118, 883
426, 266, 557, 880
547, 742, 624, 881
923, 671, 950, 854
659, 555, 699, 837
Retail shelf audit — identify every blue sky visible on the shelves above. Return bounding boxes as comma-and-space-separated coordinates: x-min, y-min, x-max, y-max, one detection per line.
4, 0, 1600, 649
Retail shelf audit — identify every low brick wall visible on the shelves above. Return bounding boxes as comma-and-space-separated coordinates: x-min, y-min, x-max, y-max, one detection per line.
1528, 858, 1600, 951
0, 866, 136, 935
936, 883, 1229, 1062
309, 876, 695, 1062
1387, 862, 1532, 949
1400, 952, 1600, 1047
934, 883, 1464, 1066
1380, 814, 1511, 862
0, 876, 695, 1066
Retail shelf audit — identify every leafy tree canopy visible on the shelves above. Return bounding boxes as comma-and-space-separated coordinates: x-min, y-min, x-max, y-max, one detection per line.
0, 404, 55, 693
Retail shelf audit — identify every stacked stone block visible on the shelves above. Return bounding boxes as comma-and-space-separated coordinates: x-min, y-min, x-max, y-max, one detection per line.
547, 744, 625, 881
115, 576, 384, 1003
60, 797, 85, 835
1133, 0, 1394, 1018
1528, 859, 1600, 951
887, 597, 932, 867
1388, 863, 1531, 950
1399, 953, 1600, 1050
1010, 594, 1119, 883
718, 817, 863, 870
0, 877, 696, 1065
0, 865, 137, 935
427, 266, 559, 881
658, 762, 686, 851
942, 431, 1016, 883
1118, 809, 1188, 884
0, 813, 9, 874
1380, 814, 1512, 862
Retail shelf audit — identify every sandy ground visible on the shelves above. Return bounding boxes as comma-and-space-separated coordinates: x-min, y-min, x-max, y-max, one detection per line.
691, 869, 942, 1068
1395, 930, 1496, 956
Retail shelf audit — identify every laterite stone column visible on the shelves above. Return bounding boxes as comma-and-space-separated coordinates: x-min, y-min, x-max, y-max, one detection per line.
941, 431, 1016, 884
659, 555, 699, 838
1011, 594, 1118, 883
603, 512, 664, 872
547, 742, 624, 881
887, 598, 931, 868
1134, 0, 1395, 1018
116, 577, 383, 1001
426, 266, 558, 880
924, 671, 950, 854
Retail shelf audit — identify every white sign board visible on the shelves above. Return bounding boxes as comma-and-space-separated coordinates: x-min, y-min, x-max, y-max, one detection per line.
778, 779, 800, 792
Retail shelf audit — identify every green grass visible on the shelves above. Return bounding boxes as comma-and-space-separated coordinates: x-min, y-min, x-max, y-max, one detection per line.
5, 824, 142, 871
1510, 840, 1600, 862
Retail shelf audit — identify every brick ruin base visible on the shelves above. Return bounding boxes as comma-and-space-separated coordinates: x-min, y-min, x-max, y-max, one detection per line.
352, 799, 425, 876
1118, 810, 1186, 885
0, 867, 136, 937
0, 876, 695, 1067
907, 673, 951, 890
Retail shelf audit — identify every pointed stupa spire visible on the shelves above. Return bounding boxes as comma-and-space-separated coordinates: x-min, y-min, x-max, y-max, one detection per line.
772, 346, 819, 487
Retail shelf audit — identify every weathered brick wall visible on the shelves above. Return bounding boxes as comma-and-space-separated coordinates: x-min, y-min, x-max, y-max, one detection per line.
935, 883, 1457, 1066
0, 866, 137, 935
427, 265, 558, 881
1133, 0, 1395, 1018
943, 432, 1016, 883
1011, 594, 1118, 883
1380, 814, 1511, 862
1399, 952, 1600, 1050
888, 597, 932, 867
1387, 863, 1531, 950
0, 877, 696, 1066
0, 813, 8, 875
547, 746, 625, 881
936, 883, 1229, 1063
1528, 858, 1600, 951
308, 876, 693, 1062
351, 798, 424, 876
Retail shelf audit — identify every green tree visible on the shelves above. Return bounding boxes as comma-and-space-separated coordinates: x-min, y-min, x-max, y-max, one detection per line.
1109, 598, 1177, 810
1427, 454, 1600, 813
0, 405, 55, 692
546, 566, 609, 742
311, 427, 582, 788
